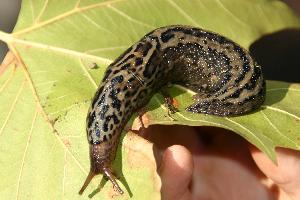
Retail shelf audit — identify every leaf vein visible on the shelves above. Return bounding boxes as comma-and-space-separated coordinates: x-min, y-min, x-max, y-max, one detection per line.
81, 13, 114, 34
75, 0, 81, 8
267, 88, 300, 92
0, 66, 16, 94
260, 110, 300, 148
16, 109, 38, 200
86, 45, 127, 53
14, 0, 126, 36
9, 35, 113, 64
7, 45, 97, 190
0, 79, 26, 137
225, 117, 273, 156
79, 58, 98, 88
35, 0, 49, 24
262, 105, 300, 121
107, 4, 155, 29
165, 0, 199, 26
215, 0, 249, 27
29, 0, 35, 22
62, 150, 67, 198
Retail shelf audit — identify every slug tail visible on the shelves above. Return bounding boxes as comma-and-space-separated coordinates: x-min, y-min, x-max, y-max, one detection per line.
78, 170, 95, 195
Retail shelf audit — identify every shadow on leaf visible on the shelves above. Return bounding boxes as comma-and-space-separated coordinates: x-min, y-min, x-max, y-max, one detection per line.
250, 28, 300, 83
250, 28, 300, 107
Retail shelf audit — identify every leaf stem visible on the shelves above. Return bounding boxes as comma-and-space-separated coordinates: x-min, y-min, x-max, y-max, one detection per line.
0, 31, 112, 64
0, 30, 12, 44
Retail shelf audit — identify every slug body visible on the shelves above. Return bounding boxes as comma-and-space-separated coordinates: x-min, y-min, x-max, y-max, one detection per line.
79, 25, 265, 194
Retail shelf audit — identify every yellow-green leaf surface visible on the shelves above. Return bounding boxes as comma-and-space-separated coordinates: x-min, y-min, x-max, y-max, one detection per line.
1, 0, 300, 199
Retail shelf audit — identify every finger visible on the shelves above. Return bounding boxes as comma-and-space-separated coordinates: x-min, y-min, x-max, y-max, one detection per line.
250, 146, 300, 199
158, 145, 193, 200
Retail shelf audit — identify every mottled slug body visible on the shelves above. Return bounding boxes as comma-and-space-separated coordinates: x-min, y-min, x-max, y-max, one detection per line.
79, 25, 265, 194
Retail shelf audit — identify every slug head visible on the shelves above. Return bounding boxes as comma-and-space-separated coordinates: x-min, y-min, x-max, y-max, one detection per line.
78, 144, 124, 195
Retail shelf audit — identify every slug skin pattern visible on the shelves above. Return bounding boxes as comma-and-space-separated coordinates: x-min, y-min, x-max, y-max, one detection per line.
79, 25, 265, 194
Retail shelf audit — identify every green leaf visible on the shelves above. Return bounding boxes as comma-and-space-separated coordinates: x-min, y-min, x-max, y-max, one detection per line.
0, 0, 300, 199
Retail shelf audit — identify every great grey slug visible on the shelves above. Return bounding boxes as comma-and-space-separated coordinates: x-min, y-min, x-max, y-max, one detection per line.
79, 25, 265, 194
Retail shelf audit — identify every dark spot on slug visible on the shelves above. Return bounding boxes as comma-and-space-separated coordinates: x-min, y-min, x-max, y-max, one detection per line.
117, 54, 135, 66
161, 30, 175, 43
103, 135, 107, 142
121, 63, 130, 70
111, 98, 121, 111
113, 69, 120, 74
112, 114, 120, 124
99, 105, 109, 120
111, 75, 124, 85
135, 57, 143, 66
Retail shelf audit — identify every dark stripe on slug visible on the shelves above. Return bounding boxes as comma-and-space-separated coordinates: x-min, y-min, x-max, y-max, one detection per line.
146, 79, 154, 87
125, 100, 130, 108
123, 85, 128, 91
127, 77, 135, 83
142, 42, 153, 56
118, 111, 123, 117
134, 42, 153, 56
168, 27, 208, 41
135, 43, 144, 52
233, 49, 251, 84
143, 29, 155, 38
125, 91, 131, 98
121, 63, 130, 70
244, 66, 262, 90
143, 51, 159, 78
190, 28, 230, 45
116, 54, 135, 66
160, 30, 175, 43
210, 73, 232, 94
96, 94, 105, 107
103, 135, 108, 142
113, 69, 120, 74
227, 88, 241, 99
103, 69, 112, 81
169, 27, 233, 48
234, 61, 251, 84
91, 86, 104, 108
87, 111, 96, 127
109, 88, 120, 97
151, 36, 161, 49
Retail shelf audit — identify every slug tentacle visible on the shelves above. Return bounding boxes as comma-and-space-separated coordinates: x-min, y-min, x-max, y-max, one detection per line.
80, 25, 265, 195
79, 171, 95, 195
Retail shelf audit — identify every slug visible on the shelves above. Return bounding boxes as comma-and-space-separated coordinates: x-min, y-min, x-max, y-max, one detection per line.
79, 25, 265, 194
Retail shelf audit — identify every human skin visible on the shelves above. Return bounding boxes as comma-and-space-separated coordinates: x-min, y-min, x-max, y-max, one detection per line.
143, 125, 300, 200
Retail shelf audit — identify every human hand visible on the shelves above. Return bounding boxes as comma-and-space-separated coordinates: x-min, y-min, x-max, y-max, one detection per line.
144, 125, 300, 200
